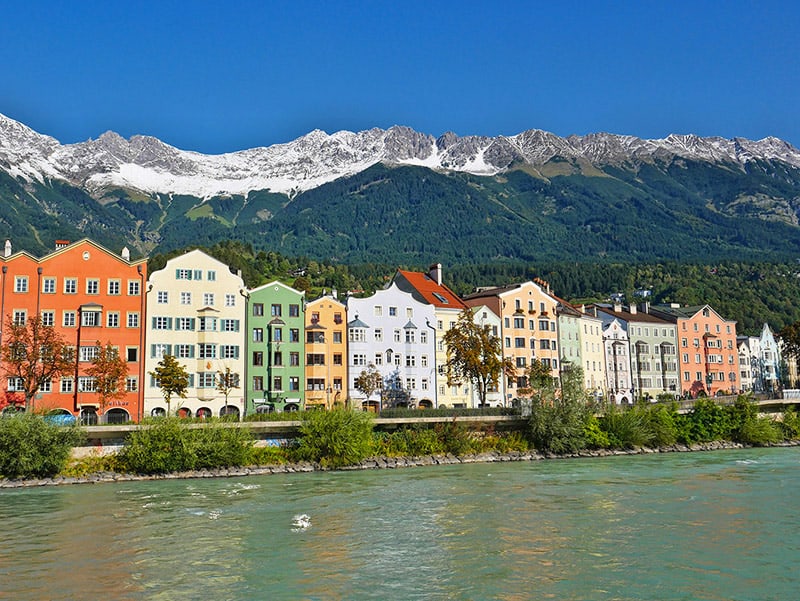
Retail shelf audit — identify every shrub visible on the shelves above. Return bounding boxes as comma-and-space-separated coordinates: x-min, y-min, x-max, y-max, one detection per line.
583, 414, 610, 449
435, 421, 478, 455
728, 396, 781, 446
116, 418, 255, 474
527, 396, 590, 454
681, 398, 732, 444
0, 414, 84, 479
293, 409, 374, 468
780, 407, 800, 439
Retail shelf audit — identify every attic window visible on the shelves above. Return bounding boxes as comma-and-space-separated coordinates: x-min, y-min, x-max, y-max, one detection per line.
432, 293, 448, 304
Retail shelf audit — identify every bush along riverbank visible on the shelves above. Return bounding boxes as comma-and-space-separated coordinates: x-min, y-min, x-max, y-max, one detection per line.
1, 394, 799, 487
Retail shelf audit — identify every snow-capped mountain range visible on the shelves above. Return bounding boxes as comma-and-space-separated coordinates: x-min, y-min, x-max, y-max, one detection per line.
1, 111, 800, 200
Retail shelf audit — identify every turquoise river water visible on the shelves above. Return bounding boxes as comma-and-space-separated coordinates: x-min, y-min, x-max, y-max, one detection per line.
1, 447, 798, 600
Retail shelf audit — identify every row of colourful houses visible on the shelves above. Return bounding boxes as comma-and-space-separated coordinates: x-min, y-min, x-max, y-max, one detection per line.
0, 239, 787, 423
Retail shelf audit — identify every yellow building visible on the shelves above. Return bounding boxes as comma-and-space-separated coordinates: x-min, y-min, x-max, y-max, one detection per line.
304, 294, 348, 409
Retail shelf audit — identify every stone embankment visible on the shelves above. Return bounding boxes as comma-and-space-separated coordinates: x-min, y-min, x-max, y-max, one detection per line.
3, 439, 799, 489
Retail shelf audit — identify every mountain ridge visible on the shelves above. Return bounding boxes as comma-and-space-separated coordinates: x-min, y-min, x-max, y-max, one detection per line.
2, 112, 799, 200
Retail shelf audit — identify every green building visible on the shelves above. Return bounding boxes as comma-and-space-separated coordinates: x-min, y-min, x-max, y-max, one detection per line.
246, 281, 305, 414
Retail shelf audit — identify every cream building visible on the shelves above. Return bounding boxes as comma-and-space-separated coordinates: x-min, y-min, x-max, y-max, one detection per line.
145, 250, 247, 418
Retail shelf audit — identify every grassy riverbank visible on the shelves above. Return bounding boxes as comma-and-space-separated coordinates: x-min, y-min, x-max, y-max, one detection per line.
2, 395, 799, 486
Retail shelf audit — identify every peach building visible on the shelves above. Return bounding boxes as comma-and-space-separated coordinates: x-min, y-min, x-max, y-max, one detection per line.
304, 294, 348, 409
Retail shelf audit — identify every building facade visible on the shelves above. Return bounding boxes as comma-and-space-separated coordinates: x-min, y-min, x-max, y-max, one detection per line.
144, 250, 246, 418
346, 282, 436, 410
246, 281, 306, 414
1, 239, 146, 423
304, 294, 348, 409
649, 304, 738, 397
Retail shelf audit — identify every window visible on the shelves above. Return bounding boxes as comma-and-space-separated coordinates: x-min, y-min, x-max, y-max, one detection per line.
81, 310, 101, 327
152, 316, 172, 330
406, 378, 416, 390
253, 328, 263, 342
334, 353, 343, 366
352, 354, 367, 366
203, 293, 215, 306
128, 280, 140, 296
64, 278, 77, 294
394, 354, 402, 366
307, 353, 325, 365
290, 352, 300, 366
290, 328, 300, 342
176, 269, 192, 280
289, 377, 299, 391
41, 310, 54, 327
108, 280, 120, 295
180, 292, 192, 305
14, 276, 28, 293
43, 277, 56, 294
252, 376, 264, 391
273, 351, 283, 366
207, 270, 216, 281
514, 316, 524, 329
157, 291, 169, 304
253, 303, 264, 316
106, 312, 120, 328
349, 329, 366, 343
307, 378, 325, 391
373, 305, 383, 316
175, 344, 194, 359
151, 344, 171, 358
289, 304, 300, 317
78, 377, 97, 393
198, 317, 217, 331
78, 348, 109, 371
126, 347, 139, 362
420, 331, 427, 344
60, 377, 74, 393
198, 344, 217, 359
515, 337, 526, 348
333, 331, 342, 344
273, 376, 283, 391
221, 319, 240, 332
334, 312, 342, 324
225, 294, 236, 307
273, 328, 282, 342
176, 317, 195, 331
271, 304, 282, 317
253, 351, 264, 366
7, 377, 24, 392
406, 355, 416, 367
125, 377, 138, 392
374, 329, 383, 342
198, 372, 216, 388
86, 279, 99, 295
375, 353, 383, 365
539, 320, 549, 331
127, 312, 139, 328
394, 329, 401, 343
389, 306, 397, 317
405, 330, 415, 344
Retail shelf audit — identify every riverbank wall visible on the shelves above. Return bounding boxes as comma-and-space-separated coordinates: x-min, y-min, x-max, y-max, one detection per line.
3, 439, 798, 489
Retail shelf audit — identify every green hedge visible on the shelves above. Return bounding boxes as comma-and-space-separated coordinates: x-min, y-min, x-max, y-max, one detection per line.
0, 414, 84, 479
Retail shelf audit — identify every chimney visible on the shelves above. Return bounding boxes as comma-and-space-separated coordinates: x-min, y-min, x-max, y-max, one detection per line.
613, 302, 622, 313
4, 240, 10, 257
642, 302, 650, 314
332, 288, 338, 299
121, 247, 130, 261
429, 263, 442, 286
55, 240, 70, 249
629, 304, 637, 315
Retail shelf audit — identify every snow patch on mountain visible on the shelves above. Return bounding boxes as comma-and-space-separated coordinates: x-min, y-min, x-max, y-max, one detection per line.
2, 112, 800, 200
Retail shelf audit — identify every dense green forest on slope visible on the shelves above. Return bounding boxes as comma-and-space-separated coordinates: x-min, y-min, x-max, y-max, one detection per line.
149, 241, 800, 336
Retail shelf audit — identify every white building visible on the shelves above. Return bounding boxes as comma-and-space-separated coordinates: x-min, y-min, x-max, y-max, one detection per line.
145, 250, 247, 418
603, 318, 632, 403
346, 282, 436, 410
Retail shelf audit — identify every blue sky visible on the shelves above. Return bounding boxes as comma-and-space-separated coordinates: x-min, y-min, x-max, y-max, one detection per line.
2, 0, 798, 154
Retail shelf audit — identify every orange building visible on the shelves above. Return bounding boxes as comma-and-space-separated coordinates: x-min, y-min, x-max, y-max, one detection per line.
0, 239, 147, 422
649, 304, 738, 397
304, 294, 348, 409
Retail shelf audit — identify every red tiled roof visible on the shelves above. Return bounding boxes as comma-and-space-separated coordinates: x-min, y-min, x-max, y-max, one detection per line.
395, 270, 467, 309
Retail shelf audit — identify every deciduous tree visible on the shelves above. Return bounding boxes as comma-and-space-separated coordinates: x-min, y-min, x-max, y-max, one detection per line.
149, 354, 189, 415
85, 341, 129, 416
355, 363, 383, 404
1, 315, 73, 412
443, 308, 515, 407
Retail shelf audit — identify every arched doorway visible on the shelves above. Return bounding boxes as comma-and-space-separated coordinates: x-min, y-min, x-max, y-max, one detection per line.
362, 400, 380, 413
151, 407, 166, 418
80, 407, 98, 425
196, 407, 212, 419
418, 399, 433, 409
105, 408, 130, 424
177, 407, 192, 418
284, 403, 300, 412
255, 404, 275, 415
219, 405, 240, 419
